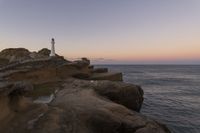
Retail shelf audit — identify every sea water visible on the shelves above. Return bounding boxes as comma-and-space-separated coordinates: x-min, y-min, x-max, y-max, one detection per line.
95, 65, 200, 133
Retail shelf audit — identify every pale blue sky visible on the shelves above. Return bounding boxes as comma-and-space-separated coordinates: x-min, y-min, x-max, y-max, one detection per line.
0, 0, 200, 64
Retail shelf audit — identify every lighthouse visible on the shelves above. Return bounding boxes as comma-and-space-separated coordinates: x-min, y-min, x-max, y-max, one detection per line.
50, 38, 56, 57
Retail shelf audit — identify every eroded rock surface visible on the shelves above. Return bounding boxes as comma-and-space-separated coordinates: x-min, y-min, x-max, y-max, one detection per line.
0, 78, 170, 133
0, 48, 171, 133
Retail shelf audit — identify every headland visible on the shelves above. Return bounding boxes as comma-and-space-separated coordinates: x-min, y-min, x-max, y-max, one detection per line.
0, 48, 171, 133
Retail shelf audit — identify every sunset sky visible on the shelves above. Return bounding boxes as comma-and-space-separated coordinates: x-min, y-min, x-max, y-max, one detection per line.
0, 0, 200, 64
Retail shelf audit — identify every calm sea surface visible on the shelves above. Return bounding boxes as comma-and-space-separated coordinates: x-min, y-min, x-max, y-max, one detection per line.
95, 65, 200, 133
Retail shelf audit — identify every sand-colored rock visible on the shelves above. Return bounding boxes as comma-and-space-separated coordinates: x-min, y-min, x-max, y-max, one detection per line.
0, 48, 171, 133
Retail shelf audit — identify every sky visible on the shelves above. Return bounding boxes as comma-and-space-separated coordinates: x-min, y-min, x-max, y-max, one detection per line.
0, 0, 200, 64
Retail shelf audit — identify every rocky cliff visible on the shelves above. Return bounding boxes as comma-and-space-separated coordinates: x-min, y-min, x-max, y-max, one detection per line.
0, 48, 60, 64
0, 48, 171, 133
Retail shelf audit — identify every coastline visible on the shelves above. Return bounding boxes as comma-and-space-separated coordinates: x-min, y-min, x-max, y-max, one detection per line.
0, 48, 171, 133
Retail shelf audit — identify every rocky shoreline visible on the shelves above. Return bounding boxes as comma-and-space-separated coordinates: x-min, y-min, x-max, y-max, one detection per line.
0, 48, 171, 133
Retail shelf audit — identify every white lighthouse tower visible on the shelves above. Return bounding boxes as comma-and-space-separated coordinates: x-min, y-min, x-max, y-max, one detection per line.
50, 38, 56, 57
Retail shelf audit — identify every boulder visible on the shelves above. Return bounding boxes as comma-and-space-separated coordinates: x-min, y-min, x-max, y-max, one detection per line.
91, 80, 144, 112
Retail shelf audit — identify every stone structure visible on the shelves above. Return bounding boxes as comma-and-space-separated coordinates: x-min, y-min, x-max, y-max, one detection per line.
50, 38, 56, 57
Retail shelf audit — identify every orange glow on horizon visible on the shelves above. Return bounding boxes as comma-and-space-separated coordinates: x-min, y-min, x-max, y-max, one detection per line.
61, 41, 200, 62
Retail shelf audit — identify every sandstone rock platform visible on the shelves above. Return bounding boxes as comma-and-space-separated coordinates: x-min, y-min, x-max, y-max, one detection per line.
0, 48, 171, 133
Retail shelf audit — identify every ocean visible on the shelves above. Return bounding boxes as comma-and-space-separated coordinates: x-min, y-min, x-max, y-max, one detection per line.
95, 65, 200, 133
